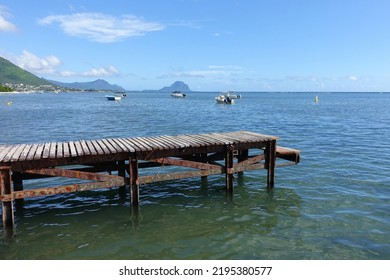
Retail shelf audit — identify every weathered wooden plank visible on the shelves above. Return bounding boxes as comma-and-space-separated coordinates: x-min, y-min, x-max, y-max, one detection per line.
176, 135, 202, 147
42, 143, 51, 159
139, 168, 224, 184
139, 136, 166, 150
108, 138, 127, 153
153, 136, 178, 149
2, 145, 21, 162
24, 168, 123, 182
79, 140, 91, 156
9, 144, 26, 162
56, 142, 64, 158
62, 142, 70, 158
114, 138, 136, 153
210, 132, 238, 144
18, 144, 33, 161
120, 138, 143, 152
1, 179, 124, 201
149, 157, 224, 172
49, 142, 57, 158
224, 131, 260, 142
91, 140, 106, 155
131, 137, 156, 151
68, 141, 78, 157
74, 141, 84, 156
33, 143, 45, 160
159, 135, 187, 149
84, 140, 96, 155
0, 145, 15, 162
234, 154, 265, 170
100, 139, 118, 153
238, 130, 278, 141
191, 133, 226, 145
105, 138, 125, 153
26, 144, 38, 160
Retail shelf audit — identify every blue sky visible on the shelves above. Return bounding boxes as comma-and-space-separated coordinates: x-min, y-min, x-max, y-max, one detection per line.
1, 0, 390, 91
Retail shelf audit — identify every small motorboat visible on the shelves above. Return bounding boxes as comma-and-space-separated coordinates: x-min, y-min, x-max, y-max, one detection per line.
222, 91, 241, 99
105, 95, 121, 101
171, 91, 187, 98
215, 94, 234, 104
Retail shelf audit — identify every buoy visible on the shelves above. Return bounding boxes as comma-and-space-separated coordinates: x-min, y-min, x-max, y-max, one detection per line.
315, 96, 319, 103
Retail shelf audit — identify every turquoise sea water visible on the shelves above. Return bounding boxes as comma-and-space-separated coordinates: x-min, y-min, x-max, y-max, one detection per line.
0, 91, 389, 259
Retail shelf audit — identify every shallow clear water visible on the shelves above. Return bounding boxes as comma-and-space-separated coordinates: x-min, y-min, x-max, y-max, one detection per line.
0, 91, 389, 259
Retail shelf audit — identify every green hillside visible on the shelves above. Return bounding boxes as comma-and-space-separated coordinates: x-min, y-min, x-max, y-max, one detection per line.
0, 56, 52, 86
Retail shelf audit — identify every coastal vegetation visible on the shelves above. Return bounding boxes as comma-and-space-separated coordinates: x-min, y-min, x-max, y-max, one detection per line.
0, 84, 13, 92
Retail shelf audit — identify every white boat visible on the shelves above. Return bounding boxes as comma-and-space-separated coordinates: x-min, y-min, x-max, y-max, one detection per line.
215, 94, 234, 104
114, 91, 127, 97
171, 91, 187, 98
105, 95, 121, 101
222, 91, 241, 99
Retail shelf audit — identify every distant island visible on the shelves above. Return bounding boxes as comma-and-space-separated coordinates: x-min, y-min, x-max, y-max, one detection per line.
48, 79, 126, 92
146, 81, 192, 93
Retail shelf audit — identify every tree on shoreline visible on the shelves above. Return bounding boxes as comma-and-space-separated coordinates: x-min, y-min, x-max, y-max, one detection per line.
0, 84, 14, 92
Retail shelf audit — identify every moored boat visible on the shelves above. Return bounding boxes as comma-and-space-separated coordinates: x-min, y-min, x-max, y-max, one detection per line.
215, 94, 234, 104
171, 91, 187, 98
105, 95, 121, 101
222, 91, 241, 99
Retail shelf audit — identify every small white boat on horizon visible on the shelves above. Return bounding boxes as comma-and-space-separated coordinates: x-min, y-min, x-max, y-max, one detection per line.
105, 95, 121, 101
215, 94, 234, 104
171, 91, 187, 98
221, 91, 241, 99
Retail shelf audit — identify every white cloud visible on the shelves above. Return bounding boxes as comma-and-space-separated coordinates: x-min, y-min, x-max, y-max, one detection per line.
38, 13, 165, 43
2, 50, 121, 78
0, 6, 17, 32
82, 66, 120, 77
349, 75, 358, 81
12, 50, 61, 75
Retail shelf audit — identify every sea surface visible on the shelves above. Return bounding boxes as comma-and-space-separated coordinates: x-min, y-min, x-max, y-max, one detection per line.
0, 91, 389, 260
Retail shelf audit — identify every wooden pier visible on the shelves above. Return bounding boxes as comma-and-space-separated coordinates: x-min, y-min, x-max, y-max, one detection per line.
0, 131, 300, 231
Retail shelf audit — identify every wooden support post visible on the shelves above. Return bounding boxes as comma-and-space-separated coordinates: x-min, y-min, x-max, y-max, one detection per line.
225, 145, 234, 194
118, 160, 126, 179
13, 171, 24, 208
237, 149, 249, 177
1, 166, 14, 230
200, 153, 208, 184
129, 155, 139, 206
117, 160, 126, 197
265, 140, 276, 189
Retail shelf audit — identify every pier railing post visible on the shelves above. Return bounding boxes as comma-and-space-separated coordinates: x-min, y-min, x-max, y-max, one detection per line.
265, 140, 276, 189
129, 154, 139, 206
1, 166, 14, 230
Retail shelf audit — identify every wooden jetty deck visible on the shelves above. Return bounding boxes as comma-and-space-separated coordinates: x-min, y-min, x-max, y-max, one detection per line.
0, 131, 300, 230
